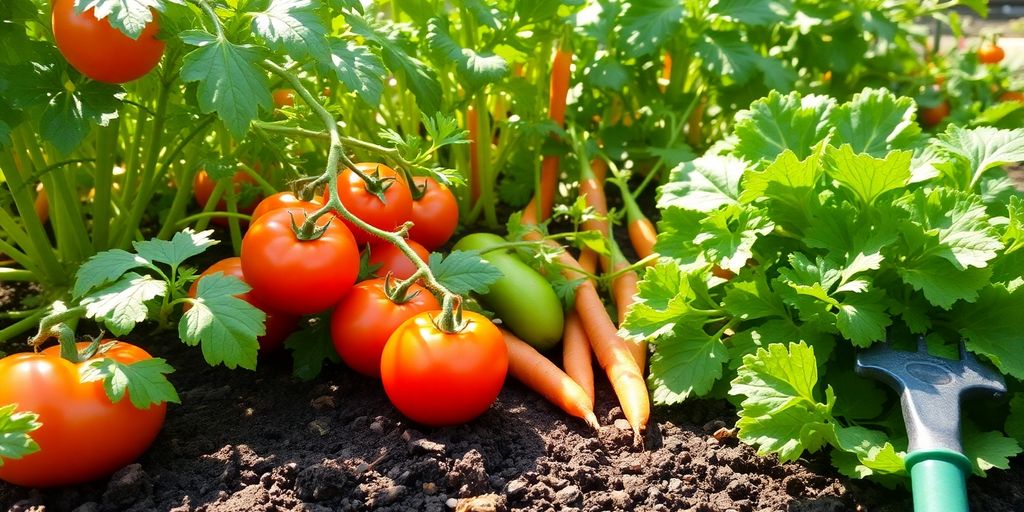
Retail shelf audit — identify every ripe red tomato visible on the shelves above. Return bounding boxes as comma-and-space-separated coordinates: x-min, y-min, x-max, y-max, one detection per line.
241, 207, 359, 315
999, 91, 1024, 103
330, 278, 439, 377
51, 0, 165, 83
251, 192, 321, 223
408, 177, 459, 250
193, 169, 263, 227
978, 42, 1005, 64
188, 257, 298, 353
0, 342, 167, 487
380, 311, 508, 426
366, 240, 430, 281
323, 162, 413, 247
919, 101, 950, 128
273, 88, 295, 108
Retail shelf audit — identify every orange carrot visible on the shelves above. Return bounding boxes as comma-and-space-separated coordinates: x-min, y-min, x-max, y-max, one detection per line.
531, 44, 573, 221
610, 243, 645, 369
563, 248, 597, 405
519, 210, 650, 439
579, 158, 611, 272
617, 179, 657, 262
535, 155, 561, 221
660, 53, 672, 93
503, 329, 600, 429
467, 106, 480, 202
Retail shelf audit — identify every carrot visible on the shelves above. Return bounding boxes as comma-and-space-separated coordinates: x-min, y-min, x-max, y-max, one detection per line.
503, 329, 600, 430
519, 211, 650, 439
659, 53, 672, 93
563, 248, 597, 405
534, 155, 561, 221
610, 243, 645, 369
616, 179, 657, 262
467, 106, 480, 202
579, 158, 611, 272
530, 44, 573, 221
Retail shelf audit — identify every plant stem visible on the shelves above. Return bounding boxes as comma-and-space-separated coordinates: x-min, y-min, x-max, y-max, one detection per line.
91, 117, 120, 250
473, 93, 498, 228
155, 116, 217, 239
121, 110, 149, 204
116, 79, 171, 248
0, 268, 35, 282
0, 148, 64, 285
0, 309, 48, 344
175, 211, 252, 229
0, 237, 38, 274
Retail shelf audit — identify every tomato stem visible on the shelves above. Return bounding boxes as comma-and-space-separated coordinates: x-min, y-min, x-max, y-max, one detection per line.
27, 305, 86, 354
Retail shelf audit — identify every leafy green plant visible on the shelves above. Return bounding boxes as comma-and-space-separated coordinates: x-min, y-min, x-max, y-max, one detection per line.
623, 88, 1024, 480
0, 404, 40, 467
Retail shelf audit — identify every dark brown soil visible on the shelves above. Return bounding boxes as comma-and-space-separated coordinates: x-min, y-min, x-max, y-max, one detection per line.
0, 324, 1021, 512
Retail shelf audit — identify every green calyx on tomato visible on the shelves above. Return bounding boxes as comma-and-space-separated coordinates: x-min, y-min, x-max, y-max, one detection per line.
0, 341, 177, 487
323, 162, 413, 247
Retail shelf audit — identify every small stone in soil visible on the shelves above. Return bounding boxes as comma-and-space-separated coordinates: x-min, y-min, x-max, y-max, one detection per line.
613, 418, 631, 430
310, 395, 336, 410
307, 418, 330, 436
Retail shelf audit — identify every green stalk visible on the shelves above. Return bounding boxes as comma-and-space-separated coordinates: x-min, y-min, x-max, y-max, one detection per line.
0, 204, 34, 254
0, 268, 35, 281
473, 93, 497, 228
91, 118, 120, 250
0, 237, 38, 275
0, 309, 47, 344
0, 148, 63, 284
155, 116, 216, 239
121, 111, 149, 204
237, 162, 277, 196
116, 80, 171, 248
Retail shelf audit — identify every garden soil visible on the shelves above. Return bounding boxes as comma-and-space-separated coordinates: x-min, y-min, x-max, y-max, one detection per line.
0, 324, 1022, 512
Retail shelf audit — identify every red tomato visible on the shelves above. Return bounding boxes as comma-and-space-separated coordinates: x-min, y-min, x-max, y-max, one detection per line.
330, 278, 439, 377
978, 42, 1005, 64
920, 101, 950, 128
999, 91, 1024, 103
241, 207, 359, 315
273, 88, 295, 108
51, 0, 164, 83
188, 257, 298, 353
251, 192, 321, 223
408, 177, 459, 250
380, 311, 508, 426
0, 342, 167, 487
366, 240, 430, 281
323, 163, 413, 247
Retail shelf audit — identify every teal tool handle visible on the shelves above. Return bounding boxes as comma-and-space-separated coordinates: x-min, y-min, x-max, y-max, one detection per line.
905, 449, 972, 512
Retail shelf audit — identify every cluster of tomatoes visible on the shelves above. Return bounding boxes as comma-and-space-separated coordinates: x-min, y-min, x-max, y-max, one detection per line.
921, 40, 1019, 128
192, 163, 507, 427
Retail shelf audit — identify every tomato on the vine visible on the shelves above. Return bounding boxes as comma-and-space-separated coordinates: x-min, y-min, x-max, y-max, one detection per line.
193, 169, 263, 226
241, 207, 359, 315
188, 257, 298, 353
408, 177, 459, 250
919, 101, 950, 128
251, 192, 321, 223
978, 42, 1005, 64
273, 88, 296, 108
323, 162, 413, 247
999, 91, 1024, 103
51, 0, 165, 84
330, 278, 439, 377
380, 311, 508, 426
0, 342, 167, 487
366, 240, 430, 281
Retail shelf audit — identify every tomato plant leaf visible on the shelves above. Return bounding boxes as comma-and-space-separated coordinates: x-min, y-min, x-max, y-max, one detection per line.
824, 145, 911, 206
74, 0, 177, 39
132, 228, 218, 269
181, 31, 272, 138
427, 251, 503, 296
40, 76, 124, 156
81, 272, 168, 335
931, 126, 1024, 189
250, 0, 330, 63
180, 273, 263, 370
80, 357, 180, 409
734, 91, 834, 165
957, 285, 1024, 380
616, 0, 684, 57
831, 88, 922, 157
658, 155, 745, 212
74, 249, 153, 298
695, 31, 760, 85
284, 316, 339, 381
0, 403, 40, 468
962, 426, 1022, 477
426, 17, 508, 92
327, 37, 385, 106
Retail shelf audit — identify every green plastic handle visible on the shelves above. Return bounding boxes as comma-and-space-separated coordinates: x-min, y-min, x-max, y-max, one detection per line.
905, 449, 971, 512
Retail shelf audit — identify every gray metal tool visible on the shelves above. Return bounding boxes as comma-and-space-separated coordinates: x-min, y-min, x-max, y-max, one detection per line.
855, 337, 1006, 512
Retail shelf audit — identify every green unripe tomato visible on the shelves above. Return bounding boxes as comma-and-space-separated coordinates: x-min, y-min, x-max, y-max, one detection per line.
453, 233, 564, 351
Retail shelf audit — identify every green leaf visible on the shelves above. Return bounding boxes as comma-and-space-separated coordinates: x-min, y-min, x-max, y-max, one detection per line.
658, 155, 746, 212
825, 145, 911, 206
896, 188, 1003, 270
755, 57, 797, 93
694, 31, 760, 84
622, 263, 707, 341
81, 273, 167, 335
897, 257, 991, 309
80, 356, 180, 409
723, 275, 788, 321
327, 38, 385, 106
586, 57, 629, 90
958, 285, 1024, 380
831, 88, 922, 156
971, 100, 1024, 127
832, 425, 906, 478
180, 273, 263, 370
426, 18, 508, 92
932, 126, 1024, 188
734, 91, 834, 165
285, 316, 339, 381
251, 0, 331, 62
835, 291, 891, 348
694, 204, 774, 274
74, 248, 152, 298
132, 228, 217, 268
710, 0, 787, 25
647, 324, 729, 405
429, 250, 503, 296
1006, 394, 1024, 445
42, 78, 123, 155
616, 0, 684, 57
181, 32, 272, 138
827, 369, 888, 420
74, 0, 172, 39
0, 403, 40, 467
962, 427, 1022, 477
1006, 196, 1024, 253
